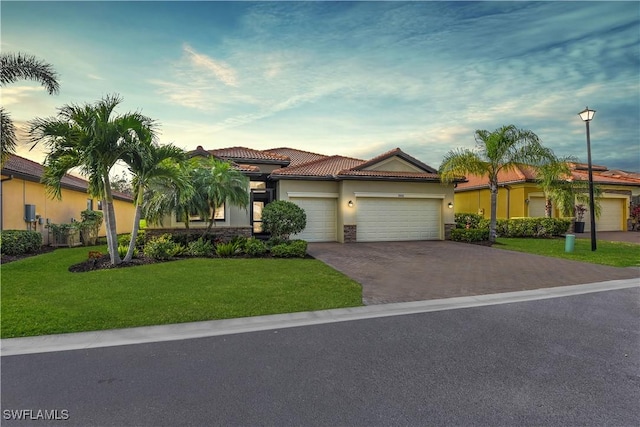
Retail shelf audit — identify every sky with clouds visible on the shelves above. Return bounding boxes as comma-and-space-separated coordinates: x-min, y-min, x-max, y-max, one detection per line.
2, 1, 639, 172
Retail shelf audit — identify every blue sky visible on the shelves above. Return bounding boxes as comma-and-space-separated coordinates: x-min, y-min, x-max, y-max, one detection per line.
2, 1, 639, 172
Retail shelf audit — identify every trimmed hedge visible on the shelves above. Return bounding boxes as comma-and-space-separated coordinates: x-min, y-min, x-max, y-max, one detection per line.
496, 218, 571, 238
271, 240, 308, 258
0, 230, 43, 255
450, 228, 490, 243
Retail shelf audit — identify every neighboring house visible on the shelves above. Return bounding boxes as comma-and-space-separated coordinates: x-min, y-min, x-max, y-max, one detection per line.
454, 163, 640, 232
156, 146, 460, 243
1, 154, 135, 244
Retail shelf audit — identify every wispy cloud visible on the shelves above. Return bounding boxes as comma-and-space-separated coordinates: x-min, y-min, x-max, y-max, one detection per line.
182, 43, 238, 87
0, 86, 46, 106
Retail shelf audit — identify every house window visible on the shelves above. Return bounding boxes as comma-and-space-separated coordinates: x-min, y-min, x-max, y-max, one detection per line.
182, 204, 225, 222
87, 199, 93, 211
97, 201, 103, 210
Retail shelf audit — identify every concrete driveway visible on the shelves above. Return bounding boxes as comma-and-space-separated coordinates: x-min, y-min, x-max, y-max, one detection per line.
307, 240, 640, 304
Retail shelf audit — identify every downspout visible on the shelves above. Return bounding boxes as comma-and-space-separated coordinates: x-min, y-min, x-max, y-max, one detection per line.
0, 175, 14, 231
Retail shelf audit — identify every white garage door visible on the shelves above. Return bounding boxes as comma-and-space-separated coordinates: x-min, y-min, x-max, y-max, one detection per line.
356, 198, 441, 242
528, 197, 546, 217
289, 198, 337, 242
584, 198, 624, 232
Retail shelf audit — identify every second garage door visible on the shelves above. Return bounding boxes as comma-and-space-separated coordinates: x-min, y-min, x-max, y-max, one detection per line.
289, 197, 337, 242
356, 198, 441, 242
584, 198, 624, 232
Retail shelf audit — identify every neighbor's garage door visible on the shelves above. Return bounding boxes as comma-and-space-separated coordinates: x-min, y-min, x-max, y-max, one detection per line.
528, 197, 546, 217
584, 198, 624, 232
290, 198, 337, 242
356, 198, 441, 242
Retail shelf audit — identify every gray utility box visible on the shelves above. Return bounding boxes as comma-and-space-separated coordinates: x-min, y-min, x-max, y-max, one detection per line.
24, 204, 36, 222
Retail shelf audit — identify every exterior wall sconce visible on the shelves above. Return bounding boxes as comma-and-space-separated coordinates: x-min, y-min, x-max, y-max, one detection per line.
447, 202, 453, 209
525, 198, 530, 204
348, 200, 354, 208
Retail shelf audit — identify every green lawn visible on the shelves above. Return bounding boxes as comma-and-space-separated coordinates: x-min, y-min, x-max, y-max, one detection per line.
1, 246, 362, 338
495, 237, 640, 267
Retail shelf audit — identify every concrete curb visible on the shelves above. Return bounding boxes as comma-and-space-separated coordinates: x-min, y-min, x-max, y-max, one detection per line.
2, 279, 638, 356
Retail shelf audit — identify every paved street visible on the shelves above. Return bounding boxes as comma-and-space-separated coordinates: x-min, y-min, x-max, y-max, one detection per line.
2, 286, 638, 426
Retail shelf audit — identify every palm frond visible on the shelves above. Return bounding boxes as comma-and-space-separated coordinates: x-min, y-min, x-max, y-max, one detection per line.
0, 52, 60, 94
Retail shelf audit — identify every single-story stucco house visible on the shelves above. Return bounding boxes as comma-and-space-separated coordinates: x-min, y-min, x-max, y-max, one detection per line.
454, 163, 640, 232
1, 154, 136, 244
153, 146, 461, 243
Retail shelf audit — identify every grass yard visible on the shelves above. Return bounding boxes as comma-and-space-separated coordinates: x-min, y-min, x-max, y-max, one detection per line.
1, 246, 363, 338
495, 237, 640, 267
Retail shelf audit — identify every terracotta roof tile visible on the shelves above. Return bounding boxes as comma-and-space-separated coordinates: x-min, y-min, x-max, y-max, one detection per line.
264, 147, 328, 167
338, 170, 441, 180
271, 155, 364, 178
209, 146, 289, 163
1, 155, 133, 201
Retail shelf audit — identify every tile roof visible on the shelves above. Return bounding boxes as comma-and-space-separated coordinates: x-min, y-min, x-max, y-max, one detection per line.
352, 147, 438, 174
263, 147, 328, 167
2, 154, 133, 201
456, 163, 640, 190
208, 146, 290, 164
270, 155, 364, 178
337, 170, 441, 180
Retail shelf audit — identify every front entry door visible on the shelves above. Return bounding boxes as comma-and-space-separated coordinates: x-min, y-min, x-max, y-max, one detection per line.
251, 189, 273, 238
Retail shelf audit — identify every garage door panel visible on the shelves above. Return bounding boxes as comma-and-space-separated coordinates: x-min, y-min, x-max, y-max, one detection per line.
584, 198, 623, 232
290, 198, 337, 242
357, 198, 441, 242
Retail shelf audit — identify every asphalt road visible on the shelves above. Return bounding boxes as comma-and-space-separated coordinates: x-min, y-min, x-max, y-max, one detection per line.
2, 287, 639, 426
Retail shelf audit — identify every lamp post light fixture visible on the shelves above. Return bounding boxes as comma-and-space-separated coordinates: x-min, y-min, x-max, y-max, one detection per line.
578, 106, 597, 251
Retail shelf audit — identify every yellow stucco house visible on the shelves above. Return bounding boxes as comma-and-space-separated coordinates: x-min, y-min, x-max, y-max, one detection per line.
151, 146, 461, 243
1, 154, 136, 244
454, 163, 640, 232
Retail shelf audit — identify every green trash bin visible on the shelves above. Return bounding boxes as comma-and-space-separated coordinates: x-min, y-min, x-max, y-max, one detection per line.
565, 234, 575, 253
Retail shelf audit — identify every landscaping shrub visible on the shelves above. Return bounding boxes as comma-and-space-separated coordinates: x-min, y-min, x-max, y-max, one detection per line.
79, 210, 103, 246
270, 240, 308, 258
0, 230, 42, 255
496, 218, 570, 238
144, 234, 184, 260
262, 201, 306, 240
244, 237, 268, 257
186, 238, 214, 257
117, 230, 146, 250
455, 213, 485, 229
215, 241, 242, 257
117, 245, 139, 259
450, 228, 490, 243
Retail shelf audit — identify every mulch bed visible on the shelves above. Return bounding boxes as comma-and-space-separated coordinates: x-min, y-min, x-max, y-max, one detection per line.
67, 254, 169, 272
1, 246, 57, 264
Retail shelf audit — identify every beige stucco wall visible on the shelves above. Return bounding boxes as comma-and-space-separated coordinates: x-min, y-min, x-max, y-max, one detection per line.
1, 177, 135, 243
364, 158, 420, 173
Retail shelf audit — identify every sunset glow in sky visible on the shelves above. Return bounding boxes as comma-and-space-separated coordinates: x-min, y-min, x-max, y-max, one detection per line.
2, 1, 639, 172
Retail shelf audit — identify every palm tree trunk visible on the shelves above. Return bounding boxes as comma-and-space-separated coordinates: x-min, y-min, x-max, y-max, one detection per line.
489, 181, 498, 242
124, 187, 143, 262
545, 197, 553, 217
103, 174, 121, 264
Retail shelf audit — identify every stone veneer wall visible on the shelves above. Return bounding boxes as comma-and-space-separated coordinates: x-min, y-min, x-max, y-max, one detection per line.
343, 225, 357, 243
145, 227, 252, 241
444, 223, 455, 240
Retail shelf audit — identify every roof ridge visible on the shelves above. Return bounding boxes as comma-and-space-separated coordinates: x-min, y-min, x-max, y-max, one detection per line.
264, 147, 329, 158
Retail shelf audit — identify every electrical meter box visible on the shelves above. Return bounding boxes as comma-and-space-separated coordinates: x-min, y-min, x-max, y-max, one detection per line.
24, 204, 36, 222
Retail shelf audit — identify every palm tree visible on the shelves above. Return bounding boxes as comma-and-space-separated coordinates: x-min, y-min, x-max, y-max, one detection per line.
439, 125, 554, 242
1, 52, 60, 166
193, 157, 249, 236
535, 156, 575, 217
121, 142, 187, 262
29, 94, 156, 264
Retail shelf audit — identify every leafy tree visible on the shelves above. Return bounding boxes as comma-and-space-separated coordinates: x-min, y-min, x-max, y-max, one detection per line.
1, 52, 59, 166
439, 125, 554, 242
121, 143, 186, 262
110, 173, 134, 195
29, 94, 156, 264
262, 200, 307, 240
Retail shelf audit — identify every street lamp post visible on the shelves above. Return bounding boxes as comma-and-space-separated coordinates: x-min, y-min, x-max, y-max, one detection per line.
578, 107, 597, 251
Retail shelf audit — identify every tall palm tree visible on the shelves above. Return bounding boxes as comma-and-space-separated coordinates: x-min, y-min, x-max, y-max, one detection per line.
439, 125, 554, 242
121, 142, 187, 262
1, 52, 60, 166
193, 157, 249, 236
29, 94, 156, 264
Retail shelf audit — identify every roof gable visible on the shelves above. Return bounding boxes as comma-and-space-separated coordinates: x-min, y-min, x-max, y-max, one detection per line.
351, 148, 438, 174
